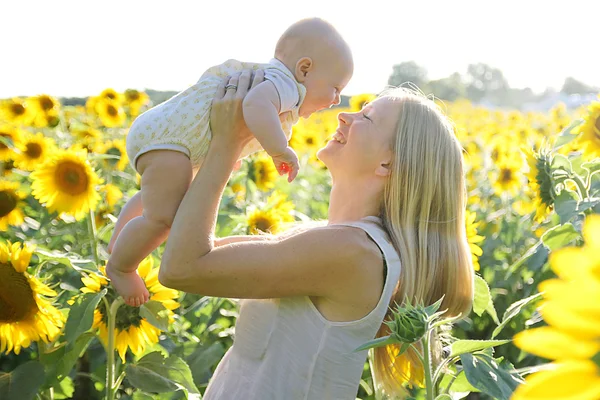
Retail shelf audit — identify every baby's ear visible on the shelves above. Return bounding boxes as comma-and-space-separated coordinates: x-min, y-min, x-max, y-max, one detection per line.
295, 57, 313, 82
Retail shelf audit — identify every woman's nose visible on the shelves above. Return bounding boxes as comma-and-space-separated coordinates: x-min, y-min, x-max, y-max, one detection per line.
338, 112, 350, 125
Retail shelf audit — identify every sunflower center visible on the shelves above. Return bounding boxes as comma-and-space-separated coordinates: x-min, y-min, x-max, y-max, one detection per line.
500, 168, 513, 183
107, 105, 118, 117
126, 90, 140, 101
55, 161, 89, 195
39, 96, 55, 111
594, 116, 600, 139
0, 189, 18, 217
105, 147, 121, 167
306, 137, 314, 145
97, 295, 143, 330
10, 103, 26, 117
25, 142, 43, 159
253, 216, 273, 233
0, 262, 38, 322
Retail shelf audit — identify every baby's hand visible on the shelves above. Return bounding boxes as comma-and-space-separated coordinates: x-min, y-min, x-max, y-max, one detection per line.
271, 147, 299, 183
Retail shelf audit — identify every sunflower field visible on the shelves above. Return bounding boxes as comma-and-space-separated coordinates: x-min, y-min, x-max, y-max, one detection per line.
0, 89, 599, 400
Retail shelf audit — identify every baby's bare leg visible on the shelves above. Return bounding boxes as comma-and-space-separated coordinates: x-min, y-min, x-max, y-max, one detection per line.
106, 151, 193, 306
107, 191, 143, 254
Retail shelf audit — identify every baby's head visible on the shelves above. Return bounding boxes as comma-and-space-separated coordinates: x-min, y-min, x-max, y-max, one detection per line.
275, 18, 353, 118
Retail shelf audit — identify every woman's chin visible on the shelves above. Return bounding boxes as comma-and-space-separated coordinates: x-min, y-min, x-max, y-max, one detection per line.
316, 140, 342, 167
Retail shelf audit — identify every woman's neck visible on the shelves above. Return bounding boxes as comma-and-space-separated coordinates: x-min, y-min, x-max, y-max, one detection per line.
327, 178, 384, 224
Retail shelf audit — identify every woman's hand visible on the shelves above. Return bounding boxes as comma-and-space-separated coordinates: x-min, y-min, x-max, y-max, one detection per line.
210, 69, 265, 150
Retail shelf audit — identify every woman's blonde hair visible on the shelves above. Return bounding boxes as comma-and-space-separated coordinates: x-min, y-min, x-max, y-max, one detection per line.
371, 88, 474, 398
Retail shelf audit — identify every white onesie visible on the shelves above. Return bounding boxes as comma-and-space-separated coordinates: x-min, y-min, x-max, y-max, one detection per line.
125, 59, 306, 170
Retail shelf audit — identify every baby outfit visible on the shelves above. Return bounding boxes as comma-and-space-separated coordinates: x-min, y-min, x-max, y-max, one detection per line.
203, 216, 402, 400
125, 59, 306, 170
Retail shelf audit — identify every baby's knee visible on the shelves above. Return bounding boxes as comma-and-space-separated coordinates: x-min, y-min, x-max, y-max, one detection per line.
143, 210, 176, 231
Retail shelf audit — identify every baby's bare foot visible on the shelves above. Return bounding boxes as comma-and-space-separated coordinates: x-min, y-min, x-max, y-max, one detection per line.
106, 263, 150, 307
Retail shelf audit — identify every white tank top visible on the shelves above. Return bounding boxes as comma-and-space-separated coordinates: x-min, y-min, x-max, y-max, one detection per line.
203, 216, 402, 400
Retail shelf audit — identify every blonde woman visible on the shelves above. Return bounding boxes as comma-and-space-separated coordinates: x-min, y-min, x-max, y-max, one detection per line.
159, 69, 474, 399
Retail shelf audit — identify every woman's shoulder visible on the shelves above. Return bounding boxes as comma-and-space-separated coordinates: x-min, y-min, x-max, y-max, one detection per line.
280, 224, 384, 270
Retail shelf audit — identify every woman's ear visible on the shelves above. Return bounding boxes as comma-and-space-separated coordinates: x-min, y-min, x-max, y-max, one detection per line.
295, 57, 313, 82
375, 160, 392, 177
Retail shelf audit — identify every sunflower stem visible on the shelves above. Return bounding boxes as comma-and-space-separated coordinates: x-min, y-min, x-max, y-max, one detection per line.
87, 209, 100, 266
106, 297, 124, 400
422, 327, 435, 400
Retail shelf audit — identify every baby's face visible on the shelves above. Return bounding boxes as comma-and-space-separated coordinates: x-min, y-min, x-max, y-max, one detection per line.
299, 57, 353, 118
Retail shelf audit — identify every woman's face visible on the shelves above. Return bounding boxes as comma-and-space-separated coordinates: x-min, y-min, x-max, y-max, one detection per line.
317, 96, 399, 178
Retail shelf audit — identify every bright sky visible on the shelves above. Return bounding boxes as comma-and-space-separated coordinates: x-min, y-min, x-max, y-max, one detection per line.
2, 0, 598, 98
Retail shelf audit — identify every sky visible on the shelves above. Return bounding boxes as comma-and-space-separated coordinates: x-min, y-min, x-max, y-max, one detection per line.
1, 0, 598, 98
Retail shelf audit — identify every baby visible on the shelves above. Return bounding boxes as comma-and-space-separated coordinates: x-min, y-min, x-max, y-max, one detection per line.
106, 17, 354, 306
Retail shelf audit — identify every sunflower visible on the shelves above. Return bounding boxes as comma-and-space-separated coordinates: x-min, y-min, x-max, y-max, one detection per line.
79, 257, 179, 362
14, 132, 57, 171
523, 147, 554, 223
96, 100, 127, 128
266, 190, 294, 223
465, 210, 484, 271
350, 93, 376, 112
491, 155, 523, 196
124, 89, 150, 117
0, 181, 26, 231
30, 148, 102, 220
99, 88, 124, 105
29, 94, 61, 128
512, 215, 600, 400
0, 98, 34, 126
94, 139, 129, 171
289, 124, 325, 157
0, 242, 65, 354
1, 159, 16, 177
100, 183, 123, 207
247, 209, 282, 235
0, 126, 23, 162
576, 100, 600, 158
249, 153, 278, 191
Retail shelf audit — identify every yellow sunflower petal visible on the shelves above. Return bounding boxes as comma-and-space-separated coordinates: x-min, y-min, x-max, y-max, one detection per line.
514, 326, 600, 360
549, 248, 596, 280
511, 361, 600, 400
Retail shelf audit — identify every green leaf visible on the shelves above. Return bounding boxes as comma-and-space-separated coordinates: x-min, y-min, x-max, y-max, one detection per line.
582, 160, 600, 175
41, 332, 95, 387
140, 300, 170, 331
553, 118, 583, 150
450, 340, 511, 358
551, 154, 573, 173
126, 352, 200, 398
424, 296, 445, 317
485, 300, 500, 325
64, 289, 107, 344
53, 376, 75, 399
491, 292, 543, 339
187, 342, 226, 386
35, 248, 97, 272
473, 275, 491, 317
439, 369, 480, 393
354, 335, 398, 352
0, 361, 46, 400
460, 353, 522, 400
554, 190, 579, 223
435, 395, 452, 400
505, 241, 548, 278
541, 223, 581, 251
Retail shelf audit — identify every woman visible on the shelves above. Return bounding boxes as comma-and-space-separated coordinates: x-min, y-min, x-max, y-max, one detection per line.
159, 70, 474, 399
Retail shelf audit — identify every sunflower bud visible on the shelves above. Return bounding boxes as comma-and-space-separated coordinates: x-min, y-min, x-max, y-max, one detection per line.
386, 304, 428, 344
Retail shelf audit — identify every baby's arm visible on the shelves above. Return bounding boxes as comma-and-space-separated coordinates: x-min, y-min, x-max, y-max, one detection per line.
242, 81, 287, 156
